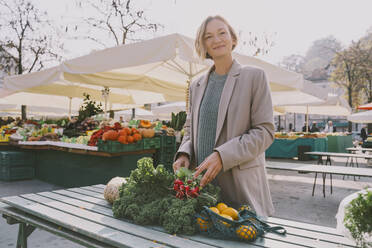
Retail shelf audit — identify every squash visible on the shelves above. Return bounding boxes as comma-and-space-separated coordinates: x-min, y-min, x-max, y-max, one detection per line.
118, 135, 128, 144
102, 130, 119, 141
142, 128, 155, 138
133, 133, 142, 142
103, 177, 127, 204
127, 135, 134, 143
139, 120, 152, 128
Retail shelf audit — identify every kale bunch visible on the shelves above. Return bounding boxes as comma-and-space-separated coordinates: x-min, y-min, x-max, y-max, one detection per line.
112, 157, 221, 235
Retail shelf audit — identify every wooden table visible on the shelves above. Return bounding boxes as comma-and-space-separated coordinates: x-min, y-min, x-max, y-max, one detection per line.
305, 151, 372, 166
0, 185, 358, 248
266, 161, 372, 197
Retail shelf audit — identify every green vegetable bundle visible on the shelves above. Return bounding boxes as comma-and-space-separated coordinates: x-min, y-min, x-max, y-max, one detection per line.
112, 157, 221, 235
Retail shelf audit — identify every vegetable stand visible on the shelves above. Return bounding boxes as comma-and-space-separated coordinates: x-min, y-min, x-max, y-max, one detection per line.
0, 184, 358, 248
0, 135, 177, 188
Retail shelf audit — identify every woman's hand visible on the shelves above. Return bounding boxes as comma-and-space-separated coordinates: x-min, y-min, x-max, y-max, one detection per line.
193, 152, 222, 187
173, 154, 190, 173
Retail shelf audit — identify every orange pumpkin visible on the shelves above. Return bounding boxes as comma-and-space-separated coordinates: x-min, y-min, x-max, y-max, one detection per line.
118, 135, 128, 144
122, 127, 131, 135
133, 133, 142, 142
131, 127, 139, 134
118, 129, 127, 136
127, 136, 134, 144
102, 130, 119, 141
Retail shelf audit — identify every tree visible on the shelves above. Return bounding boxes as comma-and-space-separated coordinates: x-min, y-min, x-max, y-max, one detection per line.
330, 41, 366, 131
71, 0, 162, 47
303, 36, 342, 81
0, 0, 64, 75
236, 30, 276, 57
279, 54, 305, 73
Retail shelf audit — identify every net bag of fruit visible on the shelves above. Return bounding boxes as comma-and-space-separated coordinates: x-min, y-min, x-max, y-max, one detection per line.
196, 206, 286, 242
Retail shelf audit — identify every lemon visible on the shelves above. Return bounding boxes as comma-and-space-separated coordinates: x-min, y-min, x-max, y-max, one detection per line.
209, 207, 220, 214
221, 207, 239, 220
216, 203, 228, 213
196, 217, 212, 232
219, 214, 233, 227
236, 225, 257, 241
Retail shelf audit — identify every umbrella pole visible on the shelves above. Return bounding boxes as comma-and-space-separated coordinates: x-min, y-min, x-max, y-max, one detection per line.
102, 87, 110, 117
306, 105, 309, 132
68, 97, 72, 120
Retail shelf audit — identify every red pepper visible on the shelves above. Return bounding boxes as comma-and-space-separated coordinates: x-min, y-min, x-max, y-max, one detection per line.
173, 184, 179, 191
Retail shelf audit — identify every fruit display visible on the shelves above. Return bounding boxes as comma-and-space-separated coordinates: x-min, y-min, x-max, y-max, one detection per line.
88, 122, 145, 146
274, 131, 347, 139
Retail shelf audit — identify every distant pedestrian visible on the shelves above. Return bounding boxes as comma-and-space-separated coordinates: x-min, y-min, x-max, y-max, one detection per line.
324, 121, 335, 133
302, 123, 310, 132
361, 126, 368, 141
310, 121, 319, 133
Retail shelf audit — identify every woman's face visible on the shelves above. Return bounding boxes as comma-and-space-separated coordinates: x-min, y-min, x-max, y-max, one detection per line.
203, 19, 235, 60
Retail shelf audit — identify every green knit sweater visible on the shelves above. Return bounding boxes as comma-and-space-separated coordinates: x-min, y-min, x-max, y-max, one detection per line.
197, 71, 228, 166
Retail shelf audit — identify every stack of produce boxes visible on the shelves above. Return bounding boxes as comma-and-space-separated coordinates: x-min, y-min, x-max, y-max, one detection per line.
0, 151, 35, 181
155, 135, 177, 171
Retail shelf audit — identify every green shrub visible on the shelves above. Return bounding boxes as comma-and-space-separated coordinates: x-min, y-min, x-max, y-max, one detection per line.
344, 190, 372, 248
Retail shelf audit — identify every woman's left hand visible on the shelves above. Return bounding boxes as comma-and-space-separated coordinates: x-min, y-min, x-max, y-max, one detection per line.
193, 151, 223, 187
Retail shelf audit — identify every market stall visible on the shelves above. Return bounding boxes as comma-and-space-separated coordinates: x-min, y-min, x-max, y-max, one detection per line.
265, 133, 328, 159
0, 110, 178, 186
327, 135, 353, 153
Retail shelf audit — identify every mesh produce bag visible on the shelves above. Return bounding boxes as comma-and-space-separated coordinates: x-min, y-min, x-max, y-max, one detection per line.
196, 206, 286, 242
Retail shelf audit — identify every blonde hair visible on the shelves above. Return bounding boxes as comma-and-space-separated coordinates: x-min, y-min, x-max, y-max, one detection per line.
195, 15, 238, 60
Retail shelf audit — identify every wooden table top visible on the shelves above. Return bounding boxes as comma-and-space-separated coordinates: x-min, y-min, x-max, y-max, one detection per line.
0, 184, 358, 248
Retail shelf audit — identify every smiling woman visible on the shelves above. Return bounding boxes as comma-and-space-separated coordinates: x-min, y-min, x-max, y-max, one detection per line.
173, 15, 275, 217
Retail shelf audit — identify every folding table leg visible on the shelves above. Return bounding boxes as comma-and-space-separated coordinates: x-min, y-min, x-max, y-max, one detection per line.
312, 172, 318, 196
322, 173, 326, 198
325, 156, 332, 195
317, 156, 323, 165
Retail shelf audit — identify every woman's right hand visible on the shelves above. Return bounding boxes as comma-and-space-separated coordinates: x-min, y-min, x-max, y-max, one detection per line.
173, 154, 190, 173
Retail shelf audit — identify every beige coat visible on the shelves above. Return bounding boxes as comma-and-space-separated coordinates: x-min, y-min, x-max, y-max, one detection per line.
176, 60, 275, 217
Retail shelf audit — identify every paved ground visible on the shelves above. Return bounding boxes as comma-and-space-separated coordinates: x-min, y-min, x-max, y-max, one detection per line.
1, 157, 371, 247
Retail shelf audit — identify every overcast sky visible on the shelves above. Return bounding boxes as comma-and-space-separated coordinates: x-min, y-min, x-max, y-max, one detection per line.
35, 0, 372, 65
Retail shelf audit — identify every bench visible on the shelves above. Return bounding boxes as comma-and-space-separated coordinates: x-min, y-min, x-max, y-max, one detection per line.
0, 184, 358, 248
266, 161, 372, 197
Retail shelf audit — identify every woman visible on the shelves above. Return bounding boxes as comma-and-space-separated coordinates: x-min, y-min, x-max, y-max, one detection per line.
173, 15, 275, 217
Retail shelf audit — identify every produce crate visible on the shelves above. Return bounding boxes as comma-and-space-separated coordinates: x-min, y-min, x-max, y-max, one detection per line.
143, 137, 161, 149
0, 151, 35, 167
97, 139, 144, 153
0, 166, 35, 181
160, 135, 176, 147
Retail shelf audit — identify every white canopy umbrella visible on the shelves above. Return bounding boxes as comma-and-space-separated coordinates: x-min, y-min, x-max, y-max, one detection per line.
115, 108, 154, 121
275, 94, 351, 116
152, 102, 186, 114
4, 33, 327, 107
0, 91, 143, 118
347, 110, 372, 123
